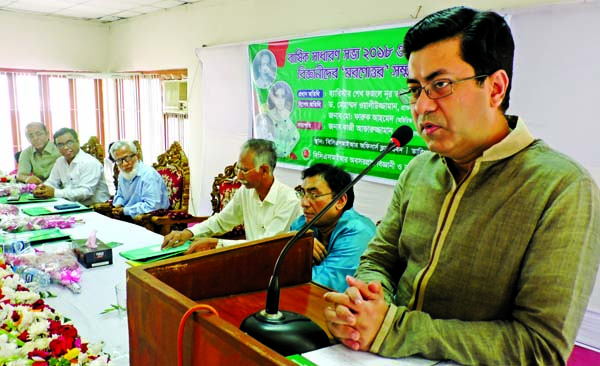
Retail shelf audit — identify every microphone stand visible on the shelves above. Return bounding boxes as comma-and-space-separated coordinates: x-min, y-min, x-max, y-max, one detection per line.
240, 136, 408, 356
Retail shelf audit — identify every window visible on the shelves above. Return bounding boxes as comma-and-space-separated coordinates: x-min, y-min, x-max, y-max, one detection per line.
75, 78, 98, 143
0, 74, 15, 173
1, 69, 188, 173
48, 76, 71, 133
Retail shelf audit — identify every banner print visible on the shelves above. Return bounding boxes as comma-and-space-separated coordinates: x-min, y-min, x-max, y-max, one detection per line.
249, 26, 427, 181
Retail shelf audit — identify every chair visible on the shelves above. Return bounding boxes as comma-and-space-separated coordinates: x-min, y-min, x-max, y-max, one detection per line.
209, 162, 245, 238
134, 141, 204, 235
135, 157, 246, 238
81, 136, 104, 164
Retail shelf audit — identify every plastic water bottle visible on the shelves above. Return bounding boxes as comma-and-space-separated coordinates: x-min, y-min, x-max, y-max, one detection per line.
1, 234, 32, 255
14, 266, 52, 291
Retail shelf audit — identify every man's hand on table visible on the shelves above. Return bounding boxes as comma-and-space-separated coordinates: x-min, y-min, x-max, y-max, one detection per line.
184, 237, 219, 254
33, 184, 54, 199
162, 229, 194, 249
323, 276, 389, 352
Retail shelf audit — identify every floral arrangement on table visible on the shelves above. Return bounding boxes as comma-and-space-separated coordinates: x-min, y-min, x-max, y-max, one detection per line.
0, 183, 37, 197
0, 264, 111, 365
0, 204, 19, 217
0, 214, 81, 233
4, 248, 83, 294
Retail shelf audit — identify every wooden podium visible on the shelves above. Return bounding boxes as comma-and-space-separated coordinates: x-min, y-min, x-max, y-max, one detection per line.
126, 232, 333, 365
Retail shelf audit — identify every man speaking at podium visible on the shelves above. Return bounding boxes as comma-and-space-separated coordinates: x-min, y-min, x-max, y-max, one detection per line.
323, 7, 600, 365
162, 139, 302, 253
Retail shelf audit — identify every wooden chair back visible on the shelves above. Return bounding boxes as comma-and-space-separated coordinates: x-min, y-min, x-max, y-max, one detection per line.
210, 162, 242, 214
153, 141, 190, 211
81, 136, 104, 164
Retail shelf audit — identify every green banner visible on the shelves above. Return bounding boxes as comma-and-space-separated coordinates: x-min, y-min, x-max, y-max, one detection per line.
249, 26, 427, 181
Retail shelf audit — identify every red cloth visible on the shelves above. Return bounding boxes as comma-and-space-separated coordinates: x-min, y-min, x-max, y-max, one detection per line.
567, 346, 600, 366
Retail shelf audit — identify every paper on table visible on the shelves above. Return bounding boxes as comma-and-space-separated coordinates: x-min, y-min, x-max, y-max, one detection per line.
302, 344, 460, 366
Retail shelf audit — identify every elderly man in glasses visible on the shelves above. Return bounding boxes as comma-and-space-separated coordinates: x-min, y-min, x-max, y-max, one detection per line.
323, 7, 600, 365
162, 138, 302, 253
291, 163, 376, 293
16, 122, 61, 184
109, 140, 169, 218
33, 128, 110, 206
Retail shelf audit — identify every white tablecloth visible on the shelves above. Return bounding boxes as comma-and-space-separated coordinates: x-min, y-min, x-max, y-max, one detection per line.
8, 199, 164, 366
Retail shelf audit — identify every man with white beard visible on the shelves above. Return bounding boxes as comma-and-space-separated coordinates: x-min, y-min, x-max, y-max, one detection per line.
110, 140, 169, 218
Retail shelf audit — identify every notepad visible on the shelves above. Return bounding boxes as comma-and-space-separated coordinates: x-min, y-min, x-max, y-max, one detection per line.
22, 205, 92, 216
300, 344, 460, 366
0, 193, 57, 204
119, 241, 191, 263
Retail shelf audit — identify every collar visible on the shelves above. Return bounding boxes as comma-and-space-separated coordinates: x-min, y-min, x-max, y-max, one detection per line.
258, 177, 280, 205
480, 116, 535, 162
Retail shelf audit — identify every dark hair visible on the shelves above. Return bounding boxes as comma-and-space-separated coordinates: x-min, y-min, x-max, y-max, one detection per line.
14, 151, 21, 163
241, 139, 277, 174
267, 82, 293, 111
53, 127, 79, 143
403, 6, 514, 112
302, 163, 354, 211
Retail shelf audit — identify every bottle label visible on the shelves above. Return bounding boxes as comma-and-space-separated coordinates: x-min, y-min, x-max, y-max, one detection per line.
2, 240, 29, 254
23, 272, 35, 283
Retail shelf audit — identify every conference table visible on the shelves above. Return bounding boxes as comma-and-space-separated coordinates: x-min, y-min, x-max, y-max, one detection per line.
3, 198, 164, 366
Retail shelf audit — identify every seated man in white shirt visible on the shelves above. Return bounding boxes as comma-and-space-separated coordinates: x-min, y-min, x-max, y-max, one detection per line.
33, 128, 110, 206
162, 138, 302, 253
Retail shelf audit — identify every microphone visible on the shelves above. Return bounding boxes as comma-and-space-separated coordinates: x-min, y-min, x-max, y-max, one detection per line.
240, 125, 414, 356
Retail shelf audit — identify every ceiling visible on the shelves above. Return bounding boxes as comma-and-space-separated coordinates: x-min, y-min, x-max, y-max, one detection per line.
0, 0, 203, 23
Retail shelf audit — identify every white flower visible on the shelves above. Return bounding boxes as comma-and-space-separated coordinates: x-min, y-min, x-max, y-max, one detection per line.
28, 318, 50, 338
7, 359, 31, 366
0, 265, 112, 365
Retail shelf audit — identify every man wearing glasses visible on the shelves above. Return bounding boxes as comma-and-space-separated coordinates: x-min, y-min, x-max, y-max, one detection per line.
291, 163, 375, 293
109, 140, 169, 218
33, 128, 110, 206
16, 122, 60, 184
162, 139, 302, 253
323, 7, 600, 365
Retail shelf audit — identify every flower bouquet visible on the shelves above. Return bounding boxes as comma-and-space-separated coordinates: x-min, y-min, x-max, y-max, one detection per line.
0, 204, 19, 217
4, 247, 83, 294
0, 215, 81, 233
0, 183, 37, 197
0, 264, 111, 365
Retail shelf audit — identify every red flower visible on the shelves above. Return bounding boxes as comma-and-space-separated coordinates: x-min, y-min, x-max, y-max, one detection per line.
28, 349, 51, 360
80, 342, 88, 353
32, 362, 48, 366
49, 337, 68, 358
60, 324, 78, 339
31, 299, 46, 311
48, 319, 62, 335
11, 310, 21, 323
18, 330, 29, 342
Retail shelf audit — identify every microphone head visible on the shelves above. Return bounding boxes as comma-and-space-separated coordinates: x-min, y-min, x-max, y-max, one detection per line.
390, 125, 414, 147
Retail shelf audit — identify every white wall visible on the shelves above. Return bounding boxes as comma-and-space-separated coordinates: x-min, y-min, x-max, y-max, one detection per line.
0, 12, 108, 70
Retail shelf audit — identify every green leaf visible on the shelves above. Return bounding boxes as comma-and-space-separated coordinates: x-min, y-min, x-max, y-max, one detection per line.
100, 304, 126, 314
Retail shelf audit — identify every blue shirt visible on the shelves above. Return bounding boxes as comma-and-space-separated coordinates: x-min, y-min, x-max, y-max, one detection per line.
112, 161, 170, 217
291, 208, 376, 292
